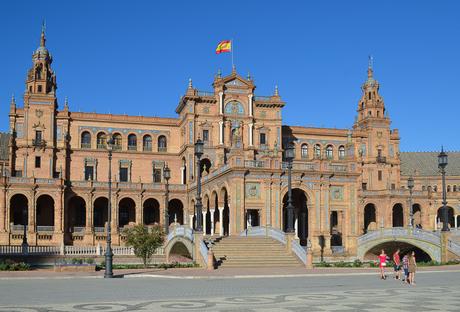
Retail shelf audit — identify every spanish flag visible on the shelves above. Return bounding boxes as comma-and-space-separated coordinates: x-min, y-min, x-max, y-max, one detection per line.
216, 40, 232, 54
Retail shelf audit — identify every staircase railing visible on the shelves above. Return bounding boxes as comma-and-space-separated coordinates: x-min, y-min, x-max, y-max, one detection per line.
291, 239, 307, 264
199, 239, 208, 267
240, 226, 287, 245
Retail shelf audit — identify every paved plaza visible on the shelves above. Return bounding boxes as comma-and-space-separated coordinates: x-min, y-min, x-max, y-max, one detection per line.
0, 270, 459, 311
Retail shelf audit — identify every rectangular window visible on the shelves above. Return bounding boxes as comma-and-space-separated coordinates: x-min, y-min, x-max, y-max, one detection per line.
362, 183, 367, 190
119, 167, 128, 182
85, 165, 94, 181
391, 183, 396, 190
260, 133, 266, 145
35, 156, 41, 168
378, 170, 382, 181
153, 168, 162, 183
14, 170, 23, 177
35, 130, 42, 142
202, 129, 209, 142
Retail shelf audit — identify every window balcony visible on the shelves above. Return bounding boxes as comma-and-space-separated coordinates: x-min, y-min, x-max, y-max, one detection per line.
376, 156, 387, 163
143, 144, 152, 152
81, 143, 91, 149
158, 147, 167, 153
112, 145, 122, 151
128, 145, 137, 151
32, 139, 46, 148
97, 144, 107, 149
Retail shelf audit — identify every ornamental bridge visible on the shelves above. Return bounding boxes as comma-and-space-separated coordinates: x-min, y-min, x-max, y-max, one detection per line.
357, 227, 460, 262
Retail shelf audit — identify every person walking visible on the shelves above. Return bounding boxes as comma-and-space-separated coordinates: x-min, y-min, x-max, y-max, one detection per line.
378, 249, 387, 280
402, 253, 409, 283
408, 251, 417, 285
392, 248, 401, 280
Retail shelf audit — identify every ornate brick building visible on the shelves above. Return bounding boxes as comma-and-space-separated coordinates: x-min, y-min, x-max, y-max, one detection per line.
1, 28, 459, 263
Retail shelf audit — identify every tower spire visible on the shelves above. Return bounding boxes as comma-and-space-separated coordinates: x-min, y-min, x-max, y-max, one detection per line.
40, 20, 46, 47
367, 55, 373, 79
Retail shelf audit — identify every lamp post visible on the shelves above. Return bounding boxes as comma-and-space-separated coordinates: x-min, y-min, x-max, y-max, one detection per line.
194, 139, 204, 232
21, 206, 28, 254
104, 135, 115, 278
438, 148, 449, 232
407, 176, 414, 228
284, 143, 295, 233
163, 164, 171, 234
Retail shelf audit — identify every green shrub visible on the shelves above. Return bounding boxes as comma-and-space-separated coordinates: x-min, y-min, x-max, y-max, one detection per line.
0, 259, 30, 271
353, 259, 363, 267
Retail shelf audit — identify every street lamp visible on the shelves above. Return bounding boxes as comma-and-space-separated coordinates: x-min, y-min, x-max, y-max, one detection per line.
407, 176, 414, 228
104, 134, 115, 278
284, 143, 295, 233
194, 139, 204, 232
163, 164, 171, 234
438, 148, 449, 232
21, 206, 28, 254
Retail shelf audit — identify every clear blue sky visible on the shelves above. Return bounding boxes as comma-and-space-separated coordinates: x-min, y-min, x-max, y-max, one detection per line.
1, 0, 459, 151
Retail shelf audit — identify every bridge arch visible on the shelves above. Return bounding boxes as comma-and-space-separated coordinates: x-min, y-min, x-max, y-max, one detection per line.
362, 240, 433, 262
164, 235, 194, 264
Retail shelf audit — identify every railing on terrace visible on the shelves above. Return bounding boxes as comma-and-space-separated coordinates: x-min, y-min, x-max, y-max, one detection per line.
244, 160, 265, 168
327, 164, 348, 172
37, 226, 54, 232
9, 177, 60, 185
254, 95, 272, 101
281, 162, 317, 171
197, 91, 214, 97
73, 227, 85, 233
81, 143, 91, 149
11, 224, 27, 232
357, 227, 441, 246
94, 227, 106, 233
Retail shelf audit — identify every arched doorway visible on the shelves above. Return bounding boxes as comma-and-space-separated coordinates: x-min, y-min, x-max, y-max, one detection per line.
168, 199, 184, 225
282, 188, 308, 246
93, 197, 108, 228
143, 198, 160, 225
67, 196, 86, 232
363, 203, 376, 233
437, 206, 454, 229
36, 195, 54, 229
221, 188, 230, 236
363, 241, 432, 263
10, 194, 28, 227
392, 203, 404, 227
200, 158, 211, 175
413, 204, 422, 228
168, 241, 193, 263
119, 198, 136, 228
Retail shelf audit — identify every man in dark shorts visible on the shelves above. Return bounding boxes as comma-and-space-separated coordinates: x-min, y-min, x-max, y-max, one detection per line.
393, 249, 401, 280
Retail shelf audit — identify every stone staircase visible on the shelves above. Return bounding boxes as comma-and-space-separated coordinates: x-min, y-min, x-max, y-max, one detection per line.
211, 236, 303, 268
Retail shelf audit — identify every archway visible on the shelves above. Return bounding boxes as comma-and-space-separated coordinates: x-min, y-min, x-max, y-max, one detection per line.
363, 241, 432, 263
221, 188, 230, 236
36, 194, 54, 228
282, 188, 308, 246
67, 196, 86, 232
168, 241, 193, 263
363, 203, 376, 233
413, 204, 422, 228
93, 197, 108, 228
143, 198, 160, 225
10, 194, 28, 226
119, 198, 136, 228
437, 206, 454, 229
168, 199, 184, 225
392, 203, 404, 227
200, 158, 211, 175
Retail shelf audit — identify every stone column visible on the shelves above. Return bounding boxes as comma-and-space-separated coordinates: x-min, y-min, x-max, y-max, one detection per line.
218, 121, 224, 145
111, 195, 118, 233
248, 94, 253, 117
219, 207, 224, 236
29, 193, 36, 232
86, 196, 93, 231
219, 92, 224, 115
225, 121, 231, 146
189, 214, 194, 229
180, 167, 185, 184
210, 209, 215, 234
248, 123, 253, 146
294, 217, 298, 237
455, 215, 458, 229
136, 196, 143, 226
434, 215, 437, 230
202, 211, 206, 234
0, 189, 5, 232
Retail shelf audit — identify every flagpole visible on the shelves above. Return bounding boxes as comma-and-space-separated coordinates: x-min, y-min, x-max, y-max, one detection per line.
231, 39, 234, 70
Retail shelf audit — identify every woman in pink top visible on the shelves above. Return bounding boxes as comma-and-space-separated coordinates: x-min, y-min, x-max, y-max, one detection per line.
378, 249, 387, 280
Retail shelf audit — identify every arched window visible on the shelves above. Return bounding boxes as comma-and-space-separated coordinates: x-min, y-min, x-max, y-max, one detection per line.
433, 185, 437, 192
81, 131, 91, 149
314, 144, 321, 159
301, 144, 308, 159
447, 185, 451, 192
454, 185, 457, 192
143, 135, 152, 151
97, 132, 106, 149
158, 135, 167, 152
127, 134, 137, 151
338, 146, 345, 159
326, 145, 333, 159
113, 133, 122, 151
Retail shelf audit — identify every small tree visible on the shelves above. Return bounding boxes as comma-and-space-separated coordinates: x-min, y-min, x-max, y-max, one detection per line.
124, 224, 165, 268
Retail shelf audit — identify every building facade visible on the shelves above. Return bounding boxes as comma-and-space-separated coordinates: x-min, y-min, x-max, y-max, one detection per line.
1, 29, 460, 261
